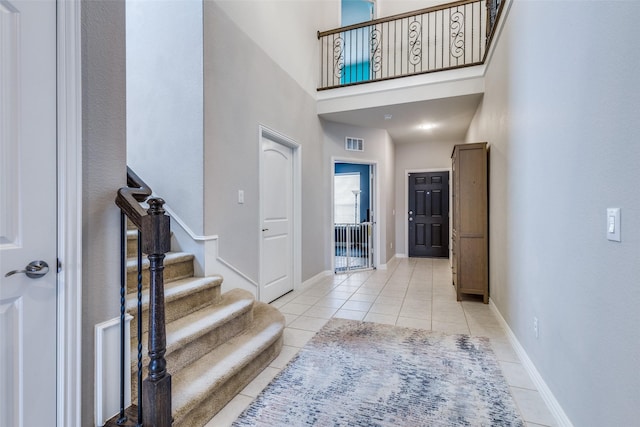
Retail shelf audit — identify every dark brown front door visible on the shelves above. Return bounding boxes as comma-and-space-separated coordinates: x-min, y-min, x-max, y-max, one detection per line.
408, 171, 450, 257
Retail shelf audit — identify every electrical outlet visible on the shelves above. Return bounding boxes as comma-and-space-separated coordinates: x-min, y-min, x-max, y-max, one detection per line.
533, 317, 539, 339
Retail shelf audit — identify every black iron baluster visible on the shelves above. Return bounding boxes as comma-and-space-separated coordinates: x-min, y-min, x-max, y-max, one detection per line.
319, 33, 323, 88
330, 34, 334, 86
356, 27, 360, 83
351, 29, 354, 84
136, 230, 143, 427
426, 13, 430, 70
386, 21, 389, 78
420, 14, 424, 72
472, 3, 475, 62
481, 0, 485, 57
117, 213, 128, 425
393, 20, 397, 76
441, 9, 444, 68
400, 18, 404, 76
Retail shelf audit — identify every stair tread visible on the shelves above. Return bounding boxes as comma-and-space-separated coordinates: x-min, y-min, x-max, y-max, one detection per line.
126, 251, 193, 272
137, 288, 255, 358
171, 302, 285, 417
125, 275, 223, 311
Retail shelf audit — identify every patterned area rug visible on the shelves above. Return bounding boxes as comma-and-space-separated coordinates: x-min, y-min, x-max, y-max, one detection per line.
233, 319, 525, 426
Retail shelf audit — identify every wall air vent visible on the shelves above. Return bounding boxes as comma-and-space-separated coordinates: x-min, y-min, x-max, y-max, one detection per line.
345, 137, 364, 152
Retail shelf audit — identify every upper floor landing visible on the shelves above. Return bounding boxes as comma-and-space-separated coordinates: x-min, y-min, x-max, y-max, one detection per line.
316, 0, 506, 143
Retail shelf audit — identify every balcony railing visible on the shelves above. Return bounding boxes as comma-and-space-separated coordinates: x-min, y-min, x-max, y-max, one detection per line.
318, 0, 503, 90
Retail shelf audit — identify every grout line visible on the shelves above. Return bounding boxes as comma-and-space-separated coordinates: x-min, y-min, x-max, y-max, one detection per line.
266, 258, 551, 427
430, 258, 434, 331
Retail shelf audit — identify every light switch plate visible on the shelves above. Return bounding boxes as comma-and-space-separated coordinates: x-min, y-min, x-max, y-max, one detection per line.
607, 208, 620, 242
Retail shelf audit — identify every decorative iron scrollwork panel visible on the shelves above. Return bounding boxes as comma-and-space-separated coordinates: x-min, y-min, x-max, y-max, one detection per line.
333, 36, 345, 80
408, 20, 422, 66
450, 10, 465, 59
370, 27, 382, 75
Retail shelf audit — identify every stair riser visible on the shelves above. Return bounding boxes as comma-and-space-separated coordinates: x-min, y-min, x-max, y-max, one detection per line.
126, 259, 194, 293
127, 235, 140, 258
131, 308, 255, 400
129, 285, 221, 341
173, 335, 284, 427
126, 230, 173, 258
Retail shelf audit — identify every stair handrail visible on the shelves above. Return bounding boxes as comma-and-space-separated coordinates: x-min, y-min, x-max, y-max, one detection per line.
317, 0, 481, 38
114, 167, 172, 427
115, 167, 152, 229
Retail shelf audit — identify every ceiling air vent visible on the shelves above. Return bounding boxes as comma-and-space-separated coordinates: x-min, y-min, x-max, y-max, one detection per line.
345, 137, 364, 152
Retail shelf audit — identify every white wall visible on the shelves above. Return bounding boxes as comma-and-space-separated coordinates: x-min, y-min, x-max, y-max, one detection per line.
394, 140, 458, 255
213, 0, 339, 96
203, 2, 327, 283
466, 2, 640, 425
126, 0, 204, 234
322, 120, 395, 265
81, 1, 127, 424
383, 131, 396, 264
378, 0, 447, 18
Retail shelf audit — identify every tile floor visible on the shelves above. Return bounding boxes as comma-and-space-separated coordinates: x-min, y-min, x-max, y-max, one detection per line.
206, 257, 557, 427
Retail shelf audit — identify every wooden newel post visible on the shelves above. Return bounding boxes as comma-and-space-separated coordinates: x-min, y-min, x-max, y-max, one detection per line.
141, 198, 172, 426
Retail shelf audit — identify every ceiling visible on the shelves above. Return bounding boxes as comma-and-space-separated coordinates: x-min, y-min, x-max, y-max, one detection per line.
319, 93, 483, 145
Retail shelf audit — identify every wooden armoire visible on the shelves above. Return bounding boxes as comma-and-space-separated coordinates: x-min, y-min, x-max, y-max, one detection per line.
451, 142, 489, 303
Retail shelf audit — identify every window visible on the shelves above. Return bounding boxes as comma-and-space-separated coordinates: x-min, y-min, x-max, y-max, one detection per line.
334, 173, 361, 223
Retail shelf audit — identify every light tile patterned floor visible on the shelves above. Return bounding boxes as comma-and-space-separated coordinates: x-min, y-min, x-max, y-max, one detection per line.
206, 257, 556, 427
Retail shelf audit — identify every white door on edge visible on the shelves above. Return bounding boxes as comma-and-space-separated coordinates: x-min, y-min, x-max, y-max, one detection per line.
0, 0, 58, 425
260, 137, 293, 303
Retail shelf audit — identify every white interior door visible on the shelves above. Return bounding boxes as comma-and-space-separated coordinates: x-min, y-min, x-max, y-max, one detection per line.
0, 0, 58, 425
260, 136, 294, 303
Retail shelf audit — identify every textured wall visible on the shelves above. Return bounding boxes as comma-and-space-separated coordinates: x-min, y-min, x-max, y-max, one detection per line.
126, 0, 204, 235
81, 0, 127, 424
466, 2, 640, 425
213, 0, 338, 95
203, 2, 327, 282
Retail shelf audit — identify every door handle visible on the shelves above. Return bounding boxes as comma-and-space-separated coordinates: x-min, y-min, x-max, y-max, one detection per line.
262, 228, 269, 232
409, 218, 413, 221
5, 260, 50, 279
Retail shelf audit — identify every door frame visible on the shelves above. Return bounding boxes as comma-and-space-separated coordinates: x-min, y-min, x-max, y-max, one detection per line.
331, 157, 379, 272
404, 168, 452, 262
57, 1, 83, 425
258, 125, 301, 300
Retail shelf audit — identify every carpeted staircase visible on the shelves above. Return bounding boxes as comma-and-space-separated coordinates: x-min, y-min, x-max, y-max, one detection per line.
123, 228, 285, 426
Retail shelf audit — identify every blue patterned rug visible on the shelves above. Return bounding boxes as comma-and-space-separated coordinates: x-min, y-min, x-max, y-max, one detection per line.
233, 319, 525, 426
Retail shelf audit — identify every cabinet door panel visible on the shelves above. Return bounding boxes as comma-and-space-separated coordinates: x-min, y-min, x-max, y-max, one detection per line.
459, 237, 487, 293
451, 142, 488, 303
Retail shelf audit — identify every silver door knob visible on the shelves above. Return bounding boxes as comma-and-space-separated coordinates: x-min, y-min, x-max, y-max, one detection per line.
409, 218, 413, 221
409, 210, 413, 215
5, 260, 49, 279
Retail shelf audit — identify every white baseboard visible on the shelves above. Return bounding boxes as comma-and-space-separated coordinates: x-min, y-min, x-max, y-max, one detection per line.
489, 300, 574, 427
298, 270, 333, 291
378, 254, 401, 270
94, 315, 132, 427
395, 253, 407, 258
